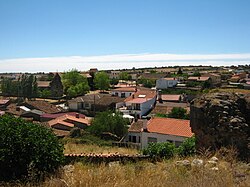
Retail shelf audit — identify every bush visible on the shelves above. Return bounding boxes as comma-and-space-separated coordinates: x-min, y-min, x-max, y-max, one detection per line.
142, 142, 176, 159
88, 111, 128, 138
177, 136, 196, 157
0, 115, 64, 181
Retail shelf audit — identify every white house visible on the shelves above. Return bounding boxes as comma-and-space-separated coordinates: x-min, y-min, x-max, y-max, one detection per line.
111, 87, 137, 98
124, 117, 193, 149
156, 78, 178, 89
118, 89, 157, 118
109, 70, 120, 79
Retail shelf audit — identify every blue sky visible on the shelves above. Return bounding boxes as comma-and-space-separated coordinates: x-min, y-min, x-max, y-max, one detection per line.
0, 0, 250, 72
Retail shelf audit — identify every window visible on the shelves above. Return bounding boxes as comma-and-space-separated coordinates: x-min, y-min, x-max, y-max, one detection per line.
135, 103, 140, 110
138, 136, 141, 143
121, 92, 125, 98
148, 137, 157, 143
129, 135, 132, 142
166, 140, 173, 143
84, 103, 90, 109
132, 136, 136, 143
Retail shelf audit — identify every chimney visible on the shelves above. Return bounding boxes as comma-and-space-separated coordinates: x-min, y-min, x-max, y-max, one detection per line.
142, 119, 148, 132
16, 106, 20, 111
158, 90, 163, 103
132, 94, 135, 99
75, 113, 80, 118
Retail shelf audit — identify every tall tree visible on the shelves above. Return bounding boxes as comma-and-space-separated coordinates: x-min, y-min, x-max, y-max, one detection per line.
62, 69, 89, 98
94, 72, 110, 92
88, 111, 128, 138
50, 73, 63, 98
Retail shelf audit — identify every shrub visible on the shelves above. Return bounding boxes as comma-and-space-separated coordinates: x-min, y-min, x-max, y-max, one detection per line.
0, 115, 64, 181
177, 136, 196, 157
142, 142, 176, 159
88, 111, 128, 138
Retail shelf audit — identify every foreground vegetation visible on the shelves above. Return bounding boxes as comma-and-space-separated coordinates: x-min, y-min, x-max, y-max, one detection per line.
3, 150, 249, 187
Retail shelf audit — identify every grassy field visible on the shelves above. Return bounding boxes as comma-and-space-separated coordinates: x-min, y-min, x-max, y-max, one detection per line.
40, 156, 249, 187
64, 142, 139, 155
2, 144, 249, 187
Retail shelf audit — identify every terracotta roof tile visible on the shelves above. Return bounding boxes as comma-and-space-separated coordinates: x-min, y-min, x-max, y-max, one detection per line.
147, 117, 193, 137
111, 87, 137, 92
128, 120, 144, 132
161, 94, 181, 101
124, 90, 156, 102
48, 114, 91, 128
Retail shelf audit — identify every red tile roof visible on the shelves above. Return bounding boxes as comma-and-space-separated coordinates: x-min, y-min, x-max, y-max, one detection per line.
188, 76, 210, 81
125, 90, 156, 102
127, 98, 149, 104
48, 114, 91, 128
112, 87, 137, 92
161, 94, 181, 101
164, 77, 176, 80
0, 99, 10, 105
37, 81, 50, 88
147, 117, 193, 137
41, 112, 85, 119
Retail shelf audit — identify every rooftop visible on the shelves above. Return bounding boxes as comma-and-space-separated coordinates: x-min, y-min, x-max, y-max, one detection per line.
147, 117, 193, 137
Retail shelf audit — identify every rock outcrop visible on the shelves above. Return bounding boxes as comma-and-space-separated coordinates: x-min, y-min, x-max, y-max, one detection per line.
190, 92, 250, 160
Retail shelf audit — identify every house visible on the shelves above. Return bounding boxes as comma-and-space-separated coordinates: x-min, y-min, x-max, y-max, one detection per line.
158, 94, 183, 103
48, 114, 91, 131
151, 102, 190, 116
6, 104, 30, 117
37, 81, 51, 90
124, 117, 193, 148
109, 70, 120, 79
20, 109, 45, 121
68, 93, 124, 116
22, 100, 62, 114
118, 89, 157, 118
40, 112, 85, 122
187, 76, 210, 82
111, 87, 137, 98
0, 99, 10, 109
201, 73, 221, 86
156, 78, 178, 89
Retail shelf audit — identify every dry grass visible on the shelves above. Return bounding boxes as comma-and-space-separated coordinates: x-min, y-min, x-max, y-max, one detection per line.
64, 143, 139, 155
2, 145, 249, 187
41, 157, 249, 187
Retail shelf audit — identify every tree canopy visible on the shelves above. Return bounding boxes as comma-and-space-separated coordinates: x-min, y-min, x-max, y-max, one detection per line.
1, 74, 38, 99
94, 72, 110, 91
119, 72, 132, 80
168, 107, 189, 119
0, 115, 64, 181
62, 69, 89, 98
88, 111, 128, 138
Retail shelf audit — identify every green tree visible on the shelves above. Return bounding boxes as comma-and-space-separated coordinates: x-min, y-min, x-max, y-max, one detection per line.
39, 89, 51, 98
62, 69, 89, 98
0, 115, 64, 181
168, 107, 189, 119
94, 72, 110, 92
119, 72, 132, 80
142, 142, 176, 159
88, 111, 128, 138
192, 71, 201, 76
138, 78, 155, 88
177, 136, 196, 157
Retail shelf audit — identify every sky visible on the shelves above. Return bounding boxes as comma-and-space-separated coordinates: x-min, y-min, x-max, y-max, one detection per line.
0, 0, 250, 72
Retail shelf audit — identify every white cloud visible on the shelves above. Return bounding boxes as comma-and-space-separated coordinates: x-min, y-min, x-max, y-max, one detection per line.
0, 53, 249, 73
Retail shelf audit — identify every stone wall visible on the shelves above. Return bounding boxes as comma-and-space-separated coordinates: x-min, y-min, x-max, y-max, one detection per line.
190, 92, 250, 160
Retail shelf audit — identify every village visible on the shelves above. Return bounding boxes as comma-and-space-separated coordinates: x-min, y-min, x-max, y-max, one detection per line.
0, 65, 249, 150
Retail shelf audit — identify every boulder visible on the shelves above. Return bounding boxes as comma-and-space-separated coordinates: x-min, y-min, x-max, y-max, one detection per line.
190, 92, 250, 161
